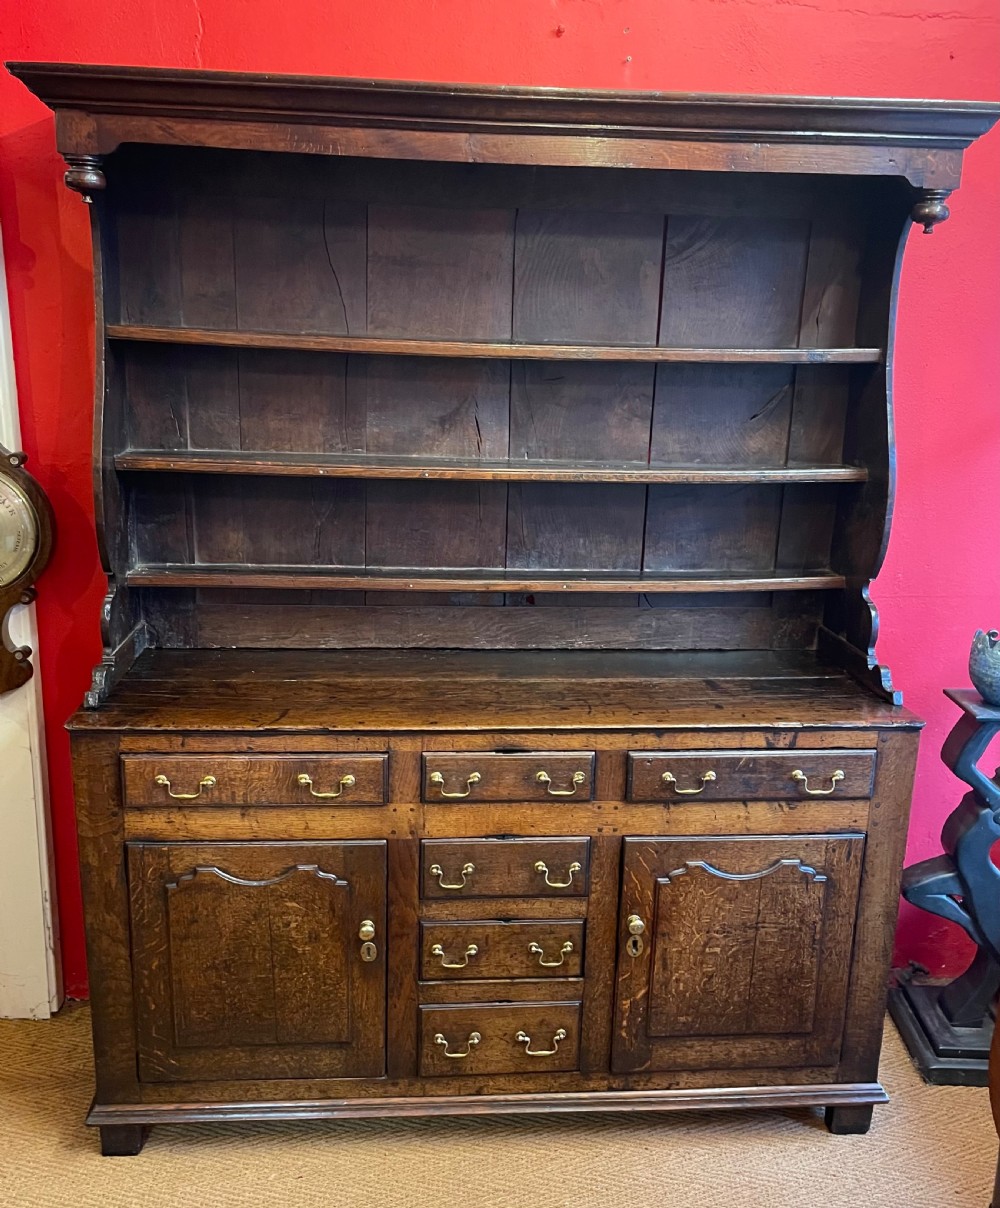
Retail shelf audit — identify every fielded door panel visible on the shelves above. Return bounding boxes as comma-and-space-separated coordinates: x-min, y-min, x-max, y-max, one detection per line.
128, 841, 387, 1082
611, 834, 864, 1074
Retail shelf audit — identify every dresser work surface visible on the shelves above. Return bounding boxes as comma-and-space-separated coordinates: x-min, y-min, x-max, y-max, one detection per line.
9, 62, 997, 1153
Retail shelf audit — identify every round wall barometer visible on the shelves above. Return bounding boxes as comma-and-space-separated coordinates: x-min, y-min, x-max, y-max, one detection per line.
0, 445, 54, 693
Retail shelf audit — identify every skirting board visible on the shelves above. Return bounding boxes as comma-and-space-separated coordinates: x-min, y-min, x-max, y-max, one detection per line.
88, 1082, 889, 1126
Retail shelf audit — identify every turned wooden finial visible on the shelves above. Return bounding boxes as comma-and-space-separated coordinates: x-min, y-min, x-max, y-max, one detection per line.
912, 188, 952, 234
63, 154, 105, 203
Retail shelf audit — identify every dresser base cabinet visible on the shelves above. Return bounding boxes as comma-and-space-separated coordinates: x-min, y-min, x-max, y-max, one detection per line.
13, 63, 994, 1153
66, 647, 920, 1154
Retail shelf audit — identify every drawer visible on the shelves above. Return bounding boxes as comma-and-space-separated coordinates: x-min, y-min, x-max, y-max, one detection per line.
122, 754, 388, 807
627, 749, 876, 803
422, 752, 595, 803
420, 920, 585, 979
421, 838, 590, 899
419, 1002, 581, 1076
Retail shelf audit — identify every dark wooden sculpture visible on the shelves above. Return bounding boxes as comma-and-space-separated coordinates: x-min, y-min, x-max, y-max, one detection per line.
7, 62, 998, 1154
891, 690, 1000, 1084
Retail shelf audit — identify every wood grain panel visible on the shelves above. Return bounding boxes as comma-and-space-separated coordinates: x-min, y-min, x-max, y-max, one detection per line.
363, 356, 509, 458
191, 477, 366, 567
643, 485, 783, 573
612, 835, 865, 1073
506, 483, 646, 572
512, 209, 663, 344
365, 481, 507, 571
510, 361, 655, 463
650, 364, 795, 466
115, 185, 181, 325
129, 840, 387, 1081
177, 191, 238, 329
234, 196, 366, 334
367, 205, 514, 339
659, 216, 810, 349
237, 349, 357, 454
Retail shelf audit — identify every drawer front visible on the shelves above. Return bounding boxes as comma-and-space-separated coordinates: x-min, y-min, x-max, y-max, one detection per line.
123, 754, 388, 807
627, 749, 876, 803
420, 920, 585, 979
423, 752, 595, 803
419, 1002, 581, 1076
421, 838, 590, 899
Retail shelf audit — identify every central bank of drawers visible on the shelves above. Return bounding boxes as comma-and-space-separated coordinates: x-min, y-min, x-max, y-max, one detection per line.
418, 837, 588, 1077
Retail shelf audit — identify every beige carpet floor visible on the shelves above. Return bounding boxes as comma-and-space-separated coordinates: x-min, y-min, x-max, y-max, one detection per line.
0, 1003, 995, 1208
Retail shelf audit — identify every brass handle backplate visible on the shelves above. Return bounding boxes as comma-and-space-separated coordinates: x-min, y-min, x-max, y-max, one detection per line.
429, 862, 475, 891
626, 913, 645, 957
661, 770, 717, 796
528, 940, 573, 968
791, 769, 845, 796
358, 919, 377, 961
428, 770, 482, 799
515, 1027, 567, 1057
297, 772, 356, 799
535, 770, 587, 797
431, 942, 479, 969
534, 860, 582, 889
154, 773, 217, 801
434, 1031, 481, 1059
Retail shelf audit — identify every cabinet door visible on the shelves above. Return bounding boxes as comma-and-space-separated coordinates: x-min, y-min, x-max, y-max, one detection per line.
611, 835, 864, 1074
128, 841, 386, 1082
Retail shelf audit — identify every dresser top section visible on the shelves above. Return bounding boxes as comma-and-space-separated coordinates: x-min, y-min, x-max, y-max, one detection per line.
9, 63, 999, 187
66, 649, 922, 734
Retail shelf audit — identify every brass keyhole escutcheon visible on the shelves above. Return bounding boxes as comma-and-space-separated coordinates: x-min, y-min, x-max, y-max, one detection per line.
626, 913, 645, 957
359, 942, 378, 962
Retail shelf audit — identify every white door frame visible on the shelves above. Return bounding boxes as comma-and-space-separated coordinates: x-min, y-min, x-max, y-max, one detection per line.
0, 230, 62, 1018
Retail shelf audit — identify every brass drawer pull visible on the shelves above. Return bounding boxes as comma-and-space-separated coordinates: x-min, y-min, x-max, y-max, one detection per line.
535, 770, 587, 797
791, 769, 845, 796
515, 1027, 567, 1057
434, 1031, 481, 1059
661, 770, 717, 795
429, 771, 482, 798
153, 773, 217, 800
429, 862, 475, 890
297, 772, 356, 799
527, 940, 573, 968
534, 860, 582, 889
431, 942, 479, 969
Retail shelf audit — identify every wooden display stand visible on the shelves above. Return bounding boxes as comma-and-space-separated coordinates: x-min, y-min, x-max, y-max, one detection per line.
9, 62, 998, 1154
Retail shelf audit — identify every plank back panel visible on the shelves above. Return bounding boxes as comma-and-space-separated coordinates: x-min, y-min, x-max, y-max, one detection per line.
109, 145, 875, 655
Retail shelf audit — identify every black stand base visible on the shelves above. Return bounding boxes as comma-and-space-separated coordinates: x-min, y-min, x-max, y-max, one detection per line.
888, 973, 993, 1086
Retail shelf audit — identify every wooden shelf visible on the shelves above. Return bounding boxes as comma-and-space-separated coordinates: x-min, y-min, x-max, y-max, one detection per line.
106, 324, 884, 364
115, 449, 870, 485
126, 564, 846, 593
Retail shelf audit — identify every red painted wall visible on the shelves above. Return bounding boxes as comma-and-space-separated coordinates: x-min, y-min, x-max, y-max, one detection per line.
1, 1, 998, 996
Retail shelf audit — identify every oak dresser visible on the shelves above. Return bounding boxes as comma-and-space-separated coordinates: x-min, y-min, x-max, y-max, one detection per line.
9, 62, 999, 1154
